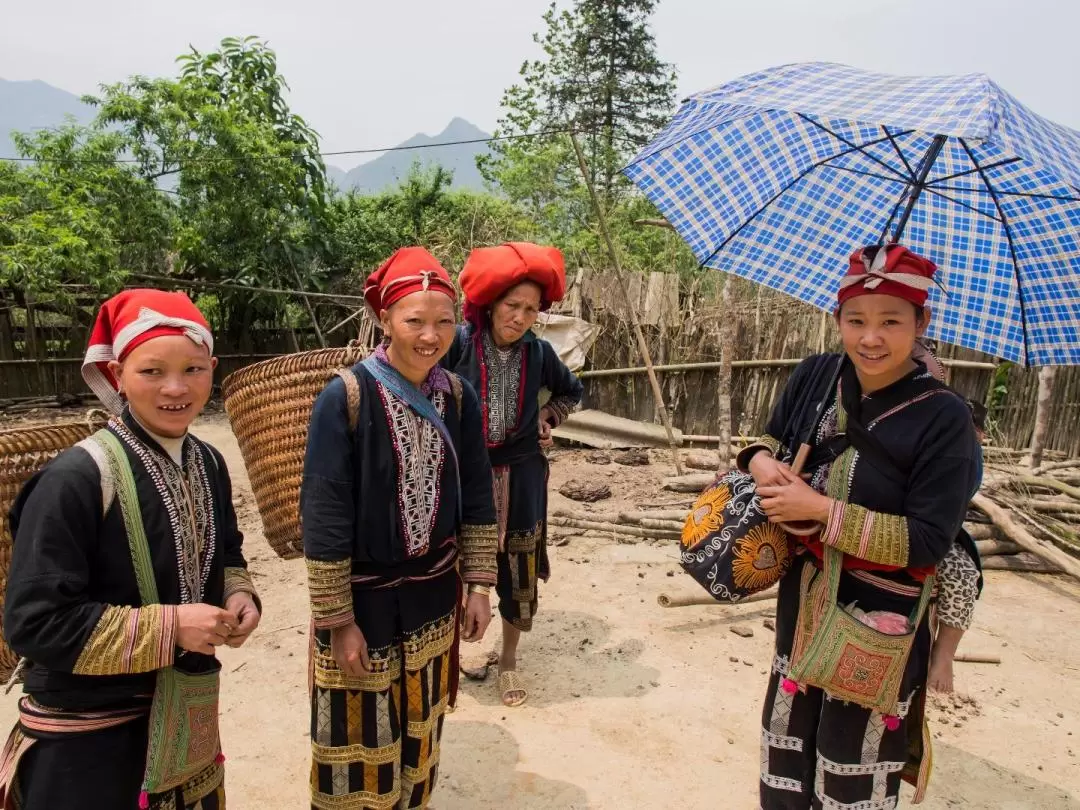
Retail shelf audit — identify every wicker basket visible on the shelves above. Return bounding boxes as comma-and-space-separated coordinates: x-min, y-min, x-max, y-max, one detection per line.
222, 345, 367, 559
0, 414, 109, 680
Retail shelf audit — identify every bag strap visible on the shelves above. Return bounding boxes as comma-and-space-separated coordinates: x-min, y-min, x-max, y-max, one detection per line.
822, 545, 934, 626
334, 367, 362, 434
88, 429, 159, 605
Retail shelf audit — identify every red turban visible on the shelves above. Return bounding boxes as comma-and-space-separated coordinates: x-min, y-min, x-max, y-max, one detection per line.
837, 245, 938, 309
459, 242, 566, 311
82, 289, 214, 413
363, 247, 456, 317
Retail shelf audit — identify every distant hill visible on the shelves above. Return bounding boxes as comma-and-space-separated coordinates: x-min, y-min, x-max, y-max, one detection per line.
0, 78, 96, 159
328, 118, 492, 193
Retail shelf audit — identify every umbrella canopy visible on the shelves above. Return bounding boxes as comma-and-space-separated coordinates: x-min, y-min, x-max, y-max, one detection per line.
624, 62, 1080, 367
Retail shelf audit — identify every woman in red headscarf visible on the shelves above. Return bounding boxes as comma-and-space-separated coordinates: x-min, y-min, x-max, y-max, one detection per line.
302, 247, 497, 810
738, 245, 980, 808
1, 289, 259, 809
443, 242, 583, 707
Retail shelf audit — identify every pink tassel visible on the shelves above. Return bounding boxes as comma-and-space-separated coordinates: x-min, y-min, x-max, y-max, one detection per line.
781, 678, 798, 695
138, 791, 150, 809
884, 715, 900, 731
215, 752, 226, 765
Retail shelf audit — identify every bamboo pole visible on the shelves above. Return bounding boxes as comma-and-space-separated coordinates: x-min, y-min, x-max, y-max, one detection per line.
1030, 366, 1057, 470
718, 275, 734, 470
575, 357, 995, 378
954, 654, 1001, 665
569, 131, 683, 476
657, 589, 777, 608
548, 516, 680, 539
291, 263, 327, 349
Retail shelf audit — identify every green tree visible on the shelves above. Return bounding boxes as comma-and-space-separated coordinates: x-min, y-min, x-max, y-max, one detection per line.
88, 36, 331, 345
480, 0, 678, 212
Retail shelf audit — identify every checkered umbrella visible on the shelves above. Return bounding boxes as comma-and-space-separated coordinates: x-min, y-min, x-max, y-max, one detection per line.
624, 62, 1080, 366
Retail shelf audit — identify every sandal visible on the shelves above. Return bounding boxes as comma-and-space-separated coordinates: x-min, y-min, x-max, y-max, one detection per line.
499, 670, 528, 707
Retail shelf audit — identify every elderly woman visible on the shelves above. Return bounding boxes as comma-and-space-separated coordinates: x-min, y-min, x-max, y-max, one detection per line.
443, 242, 583, 707
742, 245, 980, 808
302, 247, 498, 810
1, 289, 260, 809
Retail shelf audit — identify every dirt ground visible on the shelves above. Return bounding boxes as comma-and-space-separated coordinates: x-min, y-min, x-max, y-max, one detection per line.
3, 410, 1080, 809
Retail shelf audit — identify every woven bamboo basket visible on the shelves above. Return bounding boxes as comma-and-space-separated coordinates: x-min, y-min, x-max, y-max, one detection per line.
0, 413, 109, 680
222, 345, 367, 559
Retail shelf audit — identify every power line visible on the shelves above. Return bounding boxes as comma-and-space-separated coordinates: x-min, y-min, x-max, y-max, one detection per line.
0, 127, 577, 166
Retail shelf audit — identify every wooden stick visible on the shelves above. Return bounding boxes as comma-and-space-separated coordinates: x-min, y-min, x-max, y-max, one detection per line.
663, 473, 715, 493
954, 653, 1001, 665
981, 554, 1062, 574
549, 516, 680, 539
1012, 476, 1080, 501
1032, 459, 1080, 476
638, 518, 686, 532
975, 539, 1021, 557
1029, 367, 1056, 470
619, 510, 688, 523
971, 494, 1080, 580
569, 130, 683, 476
576, 358, 996, 378
964, 523, 997, 541
290, 261, 327, 349
657, 589, 778, 608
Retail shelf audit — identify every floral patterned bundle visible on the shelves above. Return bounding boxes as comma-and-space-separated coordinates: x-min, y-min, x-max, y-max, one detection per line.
679, 469, 794, 603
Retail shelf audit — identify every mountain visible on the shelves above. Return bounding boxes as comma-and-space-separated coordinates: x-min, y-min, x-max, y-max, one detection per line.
329, 118, 491, 194
0, 78, 97, 159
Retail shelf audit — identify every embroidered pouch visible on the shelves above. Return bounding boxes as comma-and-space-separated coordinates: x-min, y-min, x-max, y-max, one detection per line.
786, 546, 934, 715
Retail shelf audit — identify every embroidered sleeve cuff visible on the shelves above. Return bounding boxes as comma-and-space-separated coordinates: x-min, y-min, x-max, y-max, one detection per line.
72, 604, 177, 675
224, 566, 262, 615
459, 523, 498, 585
306, 558, 355, 629
736, 434, 783, 472
822, 500, 910, 568
544, 396, 577, 427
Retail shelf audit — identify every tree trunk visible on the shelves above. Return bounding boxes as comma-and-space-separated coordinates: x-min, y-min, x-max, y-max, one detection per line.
1030, 366, 1057, 470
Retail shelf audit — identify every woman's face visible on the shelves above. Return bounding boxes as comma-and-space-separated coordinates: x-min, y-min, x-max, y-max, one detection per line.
108, 335, 217, 438
836, 294, 928, 389
490, 281, 542, 347
380, 291, 457, 384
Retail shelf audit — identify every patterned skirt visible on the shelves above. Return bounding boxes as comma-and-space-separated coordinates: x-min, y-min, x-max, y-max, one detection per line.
492, 454, 550, 632
310, 569, 459, 810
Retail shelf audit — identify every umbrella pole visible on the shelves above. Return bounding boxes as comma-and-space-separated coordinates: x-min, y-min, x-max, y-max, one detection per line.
569, 130, 684, 475
890, 134, 948, 243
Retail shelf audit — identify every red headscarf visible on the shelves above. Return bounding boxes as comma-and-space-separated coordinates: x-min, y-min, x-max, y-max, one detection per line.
82, 289, 214, 413
837, 245, 938, 309
459, 242, 566, 327
363, 247, 456, 317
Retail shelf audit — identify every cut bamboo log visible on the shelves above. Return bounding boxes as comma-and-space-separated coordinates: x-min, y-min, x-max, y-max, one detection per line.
1032, 459, 1080, 476
619, 510, 688, 523
974, 539, 1021, 557
971, 494, 1080, 580
638, 518, 686, 533
657, 588, 778, 608
549, 516, 680, 539
663, 473, 715, 493
981, 554, 1062, 574
963, 523, 996, 541
684, 452, 722, 471
1009, 476, 1080, 501
954, 653, 1001, 665
1025, 499, 1080, 515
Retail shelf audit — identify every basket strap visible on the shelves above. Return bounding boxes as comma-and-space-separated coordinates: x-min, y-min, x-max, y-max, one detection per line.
334, 368, 362, 434
448, 372, 463, 417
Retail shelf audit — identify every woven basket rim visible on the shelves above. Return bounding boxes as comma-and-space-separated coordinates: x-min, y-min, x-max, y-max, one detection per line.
221, 344, 368, 401
0, 413, 109, 440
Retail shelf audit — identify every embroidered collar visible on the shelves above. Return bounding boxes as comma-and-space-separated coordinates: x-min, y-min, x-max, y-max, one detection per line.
121, 408, 189, 466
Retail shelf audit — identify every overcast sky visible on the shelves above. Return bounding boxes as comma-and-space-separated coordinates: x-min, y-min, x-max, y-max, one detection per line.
2, 0, 1076, 170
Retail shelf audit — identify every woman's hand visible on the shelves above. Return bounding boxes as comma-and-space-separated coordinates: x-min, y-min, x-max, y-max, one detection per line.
223, 592, 261, 648
176, 604, 239, 655
758, 467, 833, 524
748, 450, 793, 488
538, 407, 556, 448
330, 622, 370, 676
461, 593, 492, 642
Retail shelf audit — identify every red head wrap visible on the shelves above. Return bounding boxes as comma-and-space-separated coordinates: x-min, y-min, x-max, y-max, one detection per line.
837, 245, 938, 309
363, 247, 456, 317
459, 242, 566, 327
82, 289, 214, 413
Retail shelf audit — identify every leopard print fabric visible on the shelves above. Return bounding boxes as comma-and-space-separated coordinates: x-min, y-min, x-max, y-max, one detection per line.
935, 541, 980, 631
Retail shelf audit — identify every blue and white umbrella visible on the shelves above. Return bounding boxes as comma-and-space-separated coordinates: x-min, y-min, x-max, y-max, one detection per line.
624, 62, 1080, 366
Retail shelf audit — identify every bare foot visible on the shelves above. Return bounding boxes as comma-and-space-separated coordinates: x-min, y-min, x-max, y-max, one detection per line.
927, 653, 954, 693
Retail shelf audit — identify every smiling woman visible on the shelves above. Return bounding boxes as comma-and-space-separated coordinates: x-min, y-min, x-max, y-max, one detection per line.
0, 289, 260, 810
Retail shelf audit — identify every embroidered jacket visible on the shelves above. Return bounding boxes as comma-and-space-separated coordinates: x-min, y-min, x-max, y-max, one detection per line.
737, 354, 980, 579
3, 411, 256, 711
301, 359, 498, 629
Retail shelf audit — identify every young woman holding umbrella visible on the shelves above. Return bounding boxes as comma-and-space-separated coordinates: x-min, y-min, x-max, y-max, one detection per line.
741, 245, 981, 808
302, 247, 498, 810
444, 242, 583, 707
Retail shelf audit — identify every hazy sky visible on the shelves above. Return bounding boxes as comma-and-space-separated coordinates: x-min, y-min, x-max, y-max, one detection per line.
2, 0, 1076, 169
